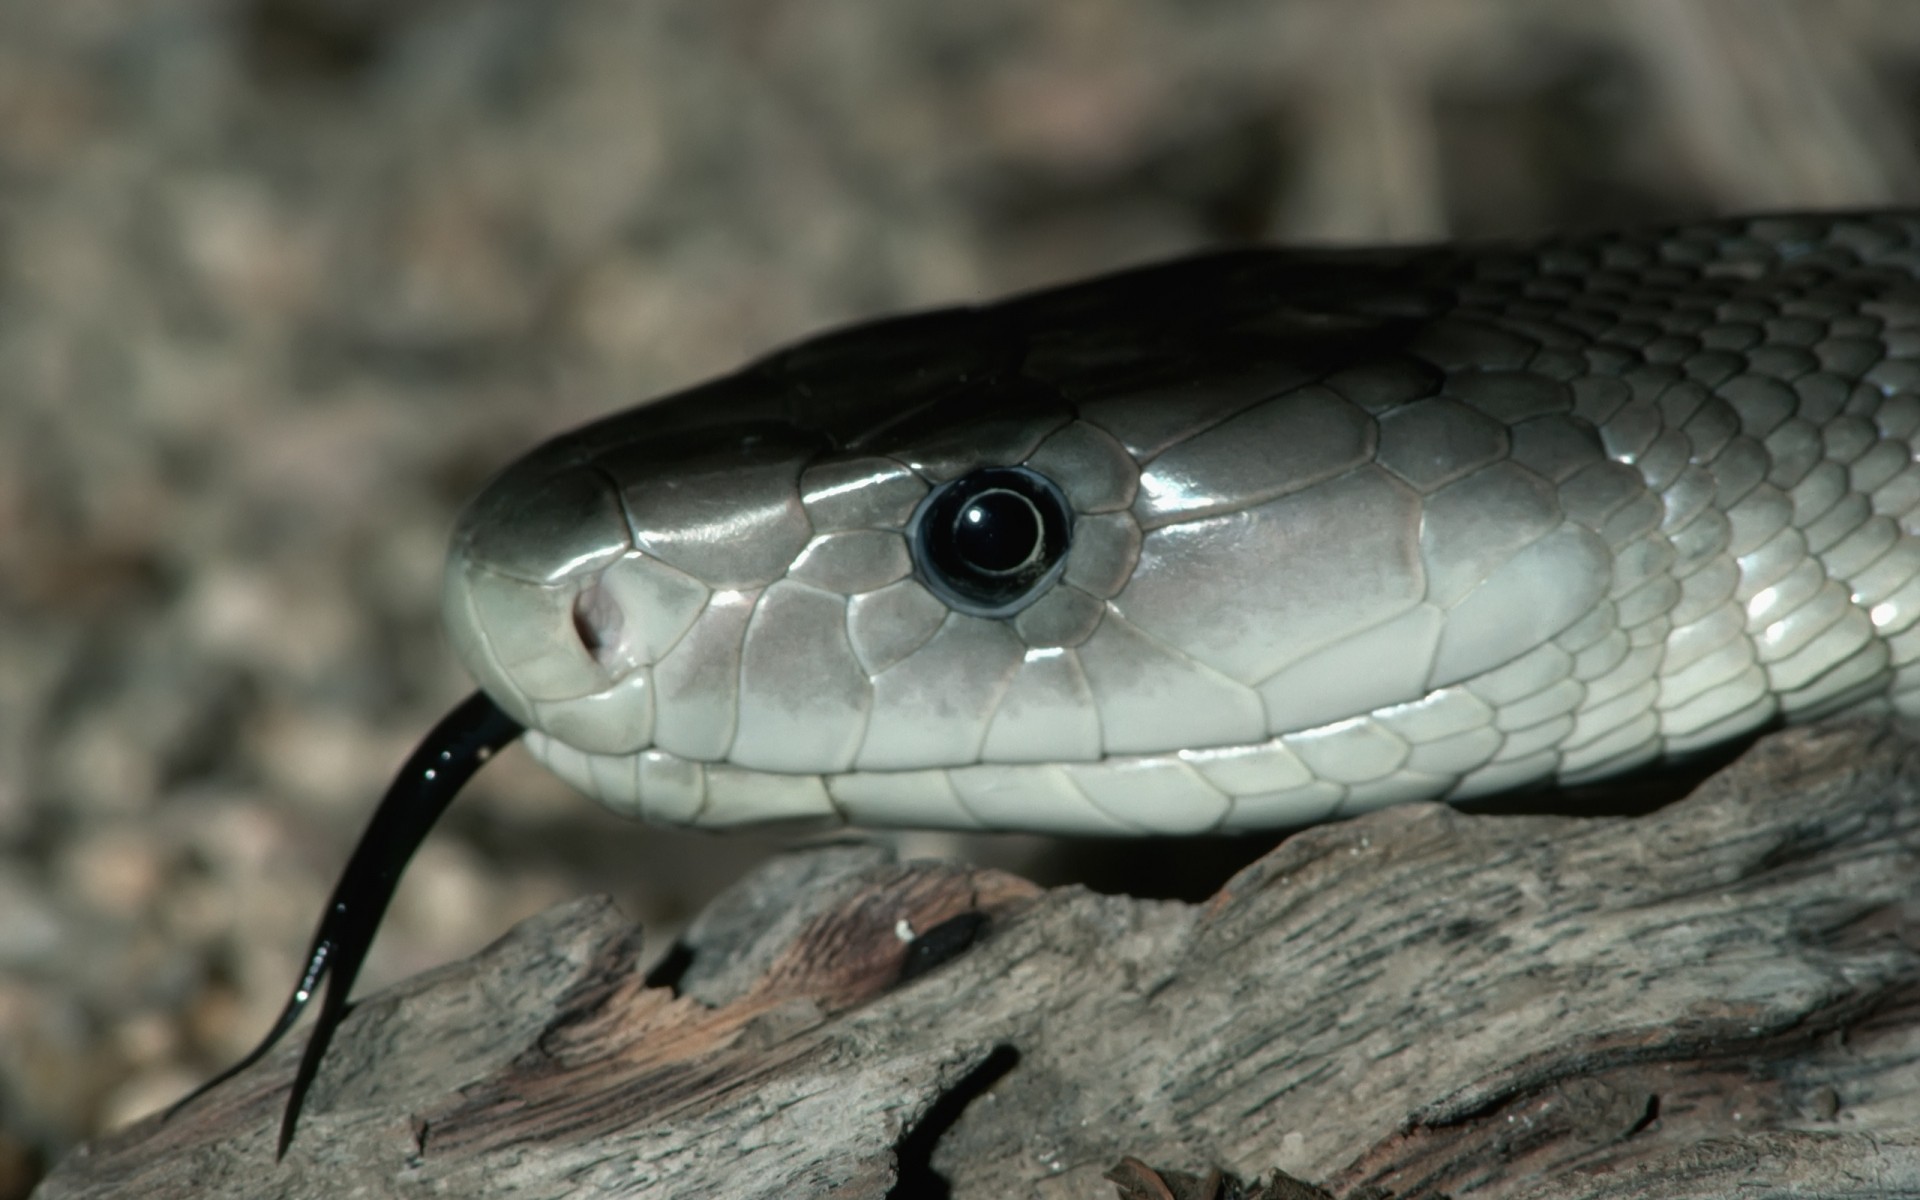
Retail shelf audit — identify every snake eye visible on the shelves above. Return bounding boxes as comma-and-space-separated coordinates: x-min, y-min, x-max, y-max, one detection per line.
910, 466, 1073, 616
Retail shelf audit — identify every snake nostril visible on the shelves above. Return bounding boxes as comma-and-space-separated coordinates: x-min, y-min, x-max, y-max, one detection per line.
571, 583, 625, 668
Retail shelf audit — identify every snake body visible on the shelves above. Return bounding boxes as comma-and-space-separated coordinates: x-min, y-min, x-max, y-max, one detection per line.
443, 213, 1920, 835
187, 212, 1920, 1151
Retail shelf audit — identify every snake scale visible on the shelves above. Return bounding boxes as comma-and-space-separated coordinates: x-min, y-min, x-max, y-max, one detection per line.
183, 211, 1920, 1150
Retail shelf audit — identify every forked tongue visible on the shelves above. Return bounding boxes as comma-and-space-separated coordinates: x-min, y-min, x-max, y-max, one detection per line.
166, 690, 524, 1157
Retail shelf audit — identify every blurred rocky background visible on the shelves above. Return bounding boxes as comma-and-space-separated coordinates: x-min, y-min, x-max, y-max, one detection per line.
5, 1, 1920, 1194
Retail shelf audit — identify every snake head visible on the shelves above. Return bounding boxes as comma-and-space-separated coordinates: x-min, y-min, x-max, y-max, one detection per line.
440, 304, 1155, 829
445, 252, 1632, 835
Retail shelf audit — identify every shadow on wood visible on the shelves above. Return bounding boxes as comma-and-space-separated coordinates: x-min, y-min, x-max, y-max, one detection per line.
39, 720, 1920, 1199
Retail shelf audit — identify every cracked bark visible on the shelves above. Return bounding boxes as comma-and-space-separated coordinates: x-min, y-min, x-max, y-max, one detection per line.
38, 719, 1920, 1199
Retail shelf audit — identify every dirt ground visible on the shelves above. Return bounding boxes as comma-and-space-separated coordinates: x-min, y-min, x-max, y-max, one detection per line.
5, 1, 1920, 1194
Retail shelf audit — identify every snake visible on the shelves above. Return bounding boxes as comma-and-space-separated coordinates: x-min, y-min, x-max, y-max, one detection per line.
175, 211, 1920, 1152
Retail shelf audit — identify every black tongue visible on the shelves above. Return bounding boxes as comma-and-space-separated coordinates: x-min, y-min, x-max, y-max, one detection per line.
166, 690, 524, 1158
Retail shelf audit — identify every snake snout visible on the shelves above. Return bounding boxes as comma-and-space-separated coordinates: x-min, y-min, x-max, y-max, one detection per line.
442, 454, 640, 723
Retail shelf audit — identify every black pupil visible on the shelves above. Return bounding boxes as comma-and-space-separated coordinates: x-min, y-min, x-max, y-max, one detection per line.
910, 465, 1072, 617
952, 489, 1041, 574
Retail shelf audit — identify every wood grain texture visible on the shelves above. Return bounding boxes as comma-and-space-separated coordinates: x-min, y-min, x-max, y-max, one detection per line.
40, 720, 1920, 1199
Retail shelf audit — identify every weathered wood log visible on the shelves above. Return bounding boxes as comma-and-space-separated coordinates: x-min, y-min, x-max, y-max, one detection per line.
39, 720, 1920, 1199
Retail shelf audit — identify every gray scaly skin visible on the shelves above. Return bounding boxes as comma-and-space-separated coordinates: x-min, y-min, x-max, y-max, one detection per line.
442, 212, 1920, 836
184, 211, 1920, 1155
